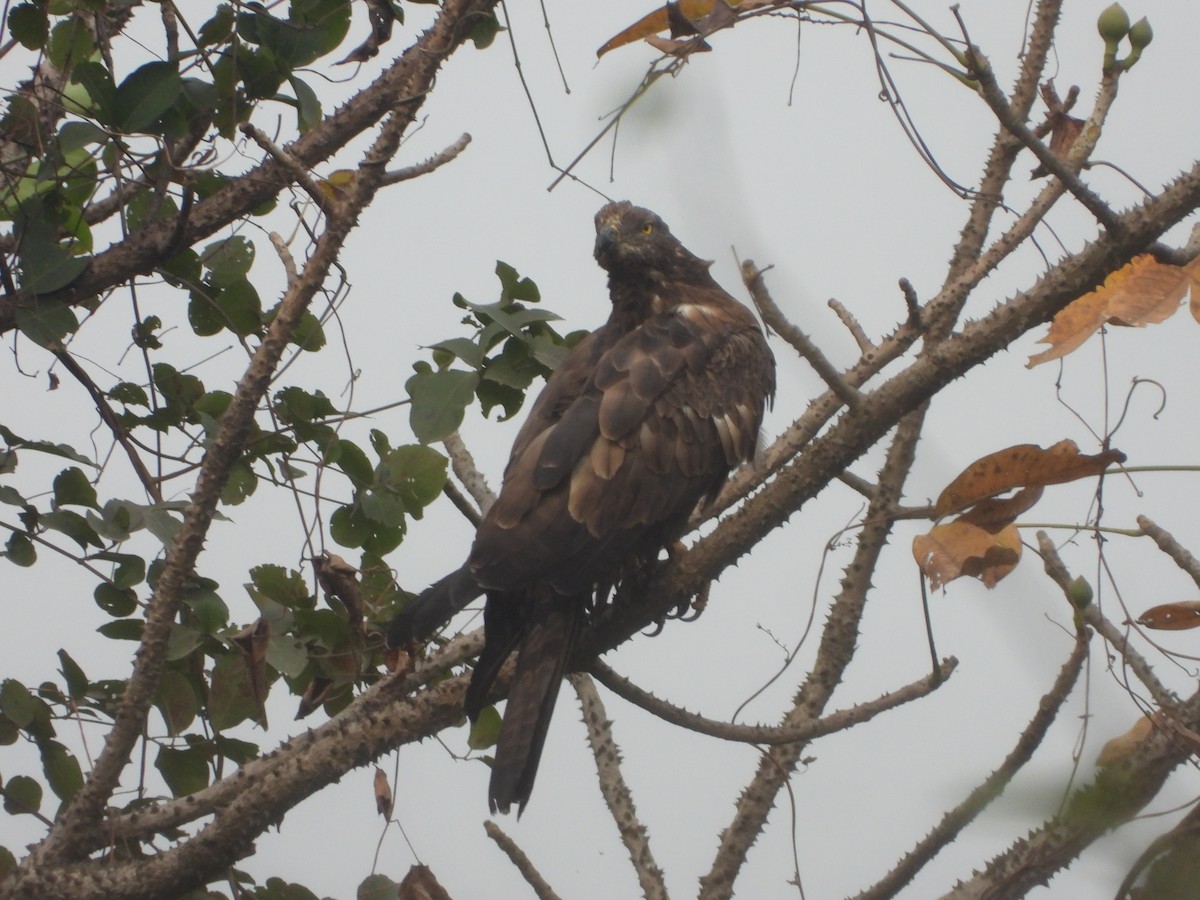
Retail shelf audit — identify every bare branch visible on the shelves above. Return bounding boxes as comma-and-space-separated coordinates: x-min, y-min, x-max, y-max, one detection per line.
590, 657, 957, 745
381, 133, 473, 185
1138, 515, 1200, 590
741, 259, 862, 408
483, 821, 563, 900
443, 430, 496, 515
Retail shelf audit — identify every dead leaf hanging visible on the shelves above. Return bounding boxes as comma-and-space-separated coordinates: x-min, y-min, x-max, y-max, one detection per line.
934, 440, 1125, 519
913, 520, 1022, 590
1028, 254, 1200, 366
1136, 601, 1200, 631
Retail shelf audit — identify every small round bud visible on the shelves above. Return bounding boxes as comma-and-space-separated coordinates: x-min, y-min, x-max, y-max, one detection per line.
1128, 17, 1153, 50
1097, 3, 1131, 41
1067, 576, 1093, 608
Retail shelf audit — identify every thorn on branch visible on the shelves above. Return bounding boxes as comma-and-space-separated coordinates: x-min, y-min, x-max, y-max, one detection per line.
740, 258, 863, 409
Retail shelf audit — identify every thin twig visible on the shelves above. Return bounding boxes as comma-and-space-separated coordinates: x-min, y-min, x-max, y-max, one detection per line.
51, 349, 162, 503
740, 259, 862, 408
1137, 515, 1200, 589
483, 821, 563, 900
380, 133, 471, 185
591, 658, 956, 745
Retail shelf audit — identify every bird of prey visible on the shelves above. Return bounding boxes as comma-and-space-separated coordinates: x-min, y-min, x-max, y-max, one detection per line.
389, 201, 775, 815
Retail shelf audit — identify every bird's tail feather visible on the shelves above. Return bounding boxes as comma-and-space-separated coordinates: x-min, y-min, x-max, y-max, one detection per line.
386, 564, 484, 647
487, 598, 582, 816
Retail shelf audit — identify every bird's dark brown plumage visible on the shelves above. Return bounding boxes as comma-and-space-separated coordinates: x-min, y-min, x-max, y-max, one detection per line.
389, 201, 775, 814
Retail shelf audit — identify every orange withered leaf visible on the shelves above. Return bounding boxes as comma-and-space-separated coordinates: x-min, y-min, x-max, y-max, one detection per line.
597, 0, 743, 57
958, 486, 1045, 532
1136, 601, 1200, 630
373, 767, 393, 819
913, 520, 1022, 590
934, 440, 1125, 519
1028, 254, 1200, 366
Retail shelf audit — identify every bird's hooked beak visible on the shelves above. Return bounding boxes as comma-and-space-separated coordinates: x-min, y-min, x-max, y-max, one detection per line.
594, 220, 620, 258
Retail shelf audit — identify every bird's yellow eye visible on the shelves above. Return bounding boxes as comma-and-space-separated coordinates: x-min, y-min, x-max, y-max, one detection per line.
641, 223, 654, 234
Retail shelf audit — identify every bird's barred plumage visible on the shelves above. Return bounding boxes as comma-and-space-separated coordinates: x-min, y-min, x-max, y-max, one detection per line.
389, 201, 775, 814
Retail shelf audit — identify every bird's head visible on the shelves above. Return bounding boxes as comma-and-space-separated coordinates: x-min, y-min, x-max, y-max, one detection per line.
593, 201, 711, 282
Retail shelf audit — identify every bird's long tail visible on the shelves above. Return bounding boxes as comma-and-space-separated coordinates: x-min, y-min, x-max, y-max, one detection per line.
386, 564, 485, 647
479, 596, 583, 816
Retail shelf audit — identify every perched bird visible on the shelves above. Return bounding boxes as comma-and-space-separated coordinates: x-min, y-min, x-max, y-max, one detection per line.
389, 201, 775, 814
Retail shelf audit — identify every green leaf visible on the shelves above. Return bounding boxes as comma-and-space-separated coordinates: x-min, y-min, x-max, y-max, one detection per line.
8, 4, 48, 50
58, 121, 108, 153
143, 506, 182, 545
0, 680, 37, 728
376, 445, 448, 514
97, 619, 143, 641
468, 705, 502, 749
155, 745, 210, 798
198, 4, 236, 46
329, 504, 371, 548
41, 510, 102, 550
200, 236, 255, 285
91, 552, 146, 589
14, 296, 81, 344
266, 635, 308, 679
329, 438, 372, 487
94, 583, 138, 617
114, 61, 182, 133
53, 467, 99, 508
3, 533, 35, 567
361, 490, 406, 528
221, 459, 258, 506
2, 775, 42, 815
289, 75, 321, 132
208, 654, 258, 731
288, 309, 326, 351
108, 381, 149, 407
406, 369, 478, 443
0, 845, 16, 880
56, 649, 88, 701
42, 742, 83, 803
495, 260, 540, 303
0, 425, 93, 466
184, 585, 229, 634
249, 565, 311, 609
47, 18, 94, 71
70, 61, 115, 123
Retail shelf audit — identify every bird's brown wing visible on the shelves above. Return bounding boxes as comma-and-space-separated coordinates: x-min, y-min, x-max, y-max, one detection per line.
469, 290, 774, 594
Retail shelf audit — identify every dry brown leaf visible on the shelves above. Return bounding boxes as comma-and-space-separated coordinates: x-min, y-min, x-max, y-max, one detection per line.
295, 676, 334, 720
913, 520, 1022, 590
1136, 601, 1200, 631
399, 864, 452, 900
313, 551, 364, 635
231, 618, 270, 728
934, 440, 1125, 519
958, 486, 1045, 532
373, 767, 393, 819
1097, 713, 1158, 766
1028, 254, 1200, 366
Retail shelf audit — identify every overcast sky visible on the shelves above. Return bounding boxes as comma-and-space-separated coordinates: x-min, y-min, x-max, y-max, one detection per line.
3, 1, 1200, 897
